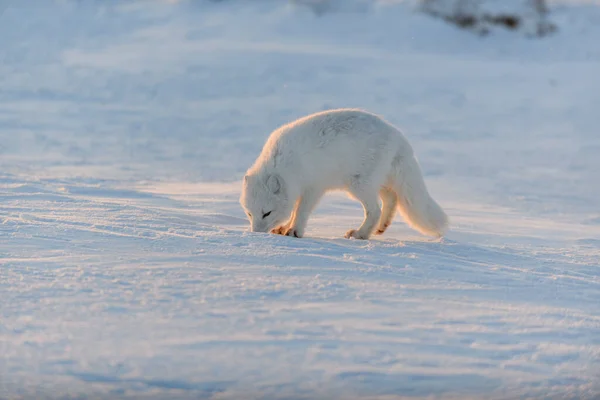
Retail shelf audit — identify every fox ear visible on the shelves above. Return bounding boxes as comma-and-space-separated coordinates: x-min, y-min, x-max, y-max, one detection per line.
266, 174, 282, 194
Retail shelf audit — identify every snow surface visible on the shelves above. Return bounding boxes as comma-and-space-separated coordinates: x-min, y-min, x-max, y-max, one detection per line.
1, 1, 600, 399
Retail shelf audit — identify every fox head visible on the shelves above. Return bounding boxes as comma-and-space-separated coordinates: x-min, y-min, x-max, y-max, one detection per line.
240, 173, 293, 233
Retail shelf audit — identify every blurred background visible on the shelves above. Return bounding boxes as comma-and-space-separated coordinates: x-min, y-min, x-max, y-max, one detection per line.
1, 0, 599, 218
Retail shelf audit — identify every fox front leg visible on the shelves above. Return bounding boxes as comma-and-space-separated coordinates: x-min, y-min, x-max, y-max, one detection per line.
271, 222, 292, 235
279, 189, 323, 238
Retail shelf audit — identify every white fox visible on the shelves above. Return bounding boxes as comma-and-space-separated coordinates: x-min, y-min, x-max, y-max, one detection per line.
240, 109, 448, 240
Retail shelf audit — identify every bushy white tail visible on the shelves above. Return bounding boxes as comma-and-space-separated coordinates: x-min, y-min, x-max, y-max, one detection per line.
393, 154, 448, 237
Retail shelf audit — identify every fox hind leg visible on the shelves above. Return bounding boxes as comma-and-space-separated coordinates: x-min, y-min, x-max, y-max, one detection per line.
375, 187, 398, 235
345, 185, 381, 240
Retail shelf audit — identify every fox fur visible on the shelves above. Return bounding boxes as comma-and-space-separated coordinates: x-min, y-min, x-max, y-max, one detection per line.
240, 108, 448, 240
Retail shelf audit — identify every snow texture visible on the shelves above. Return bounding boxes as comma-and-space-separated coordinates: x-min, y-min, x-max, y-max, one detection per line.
1, 1, 600, 399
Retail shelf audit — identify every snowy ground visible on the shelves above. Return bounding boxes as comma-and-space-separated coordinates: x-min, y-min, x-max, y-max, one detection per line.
1, 1, 600, 399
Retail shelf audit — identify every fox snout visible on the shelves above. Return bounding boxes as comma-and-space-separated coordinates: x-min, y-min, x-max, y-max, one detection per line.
251, 218, 280, 233
251, 221, 268, 233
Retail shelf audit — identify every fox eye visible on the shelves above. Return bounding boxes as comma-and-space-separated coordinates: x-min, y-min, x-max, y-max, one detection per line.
262, 211, 272, 219
247, 212, 252, 218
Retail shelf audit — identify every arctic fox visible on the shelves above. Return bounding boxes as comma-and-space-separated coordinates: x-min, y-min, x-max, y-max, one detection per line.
240, 109, 448, 240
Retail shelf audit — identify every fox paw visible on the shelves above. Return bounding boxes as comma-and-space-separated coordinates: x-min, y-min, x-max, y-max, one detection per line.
345, 229, 369, 240
271, 225, 288, 235
284, 228, 302, 238
374, 224, 389, 235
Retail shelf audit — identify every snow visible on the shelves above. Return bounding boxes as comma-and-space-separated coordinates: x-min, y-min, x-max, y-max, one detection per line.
1, 0, 600, 398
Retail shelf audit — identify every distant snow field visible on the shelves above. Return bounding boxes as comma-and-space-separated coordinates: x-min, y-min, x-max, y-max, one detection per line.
1, 1, 599, 399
